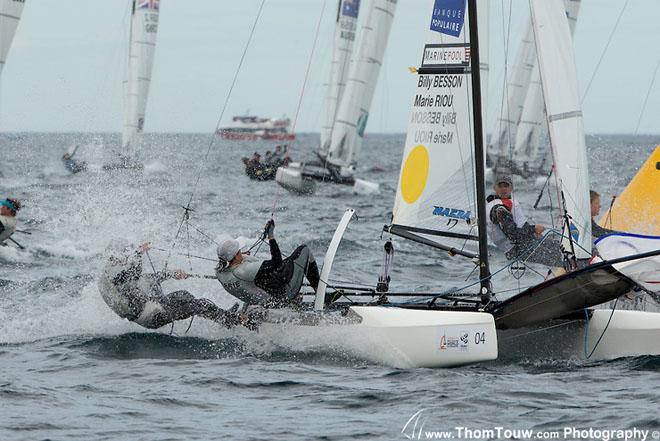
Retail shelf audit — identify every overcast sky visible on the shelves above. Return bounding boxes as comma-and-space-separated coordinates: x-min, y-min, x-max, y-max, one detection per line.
1, 0, 659, 134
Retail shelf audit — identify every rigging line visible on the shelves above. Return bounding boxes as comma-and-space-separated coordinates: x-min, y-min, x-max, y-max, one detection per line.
498, 318, 584, 342
269, 0, 328, 216
500, 0, 514, 161
580, 0, 630, 105
584, 298, 618, 359
150, 246, 218, 262
165, 0, 268, 268
634, 54, 660, 135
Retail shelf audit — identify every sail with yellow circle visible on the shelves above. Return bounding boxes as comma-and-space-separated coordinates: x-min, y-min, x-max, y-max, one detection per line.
599, 145, 660, 235
387, 2, 489, 258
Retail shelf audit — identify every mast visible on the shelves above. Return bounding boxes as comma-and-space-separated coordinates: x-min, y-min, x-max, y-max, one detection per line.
467, 0, 491, 301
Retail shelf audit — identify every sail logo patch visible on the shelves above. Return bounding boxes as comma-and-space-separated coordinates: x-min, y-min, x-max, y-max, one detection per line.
138, 0, 159, 10
569, 222, 579, 242
433, 206, 471, 221
430, 0, 466, 37
342, 0, 360, 18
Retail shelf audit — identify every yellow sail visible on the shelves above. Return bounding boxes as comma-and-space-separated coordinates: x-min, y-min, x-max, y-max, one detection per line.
598, 145, 660, 234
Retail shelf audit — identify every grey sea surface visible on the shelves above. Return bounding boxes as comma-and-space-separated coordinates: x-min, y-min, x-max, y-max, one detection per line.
0, 133, 658, 440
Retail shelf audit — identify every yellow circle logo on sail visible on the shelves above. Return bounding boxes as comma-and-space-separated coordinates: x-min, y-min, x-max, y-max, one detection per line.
400, 145, 429, 204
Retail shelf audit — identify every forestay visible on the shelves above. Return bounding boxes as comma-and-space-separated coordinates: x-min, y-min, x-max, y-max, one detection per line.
389, 0, 489, 257
512, 0, 581, 173
0, 0, 26, 77
122, 0, 160, 153
325, 0, 397, 168
530, 0, 591, 258
319, 0, 361, 154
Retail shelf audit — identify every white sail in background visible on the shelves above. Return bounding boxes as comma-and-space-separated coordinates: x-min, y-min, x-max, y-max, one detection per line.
122, 0, 160, 152
489, 21, 535, 163
325, 0, 397, 168
319, 0, 361, 154
530, 0, 591, 259
512, 0, 581, 173
390, 0, 488, 255
0, 0, 26, 77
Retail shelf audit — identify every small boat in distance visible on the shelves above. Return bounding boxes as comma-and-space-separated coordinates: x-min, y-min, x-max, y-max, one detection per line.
217, 114, 295, 141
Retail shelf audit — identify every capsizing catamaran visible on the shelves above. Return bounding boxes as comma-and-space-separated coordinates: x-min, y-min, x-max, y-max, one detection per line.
275, 0, 396, 195
104, 0, 160, 171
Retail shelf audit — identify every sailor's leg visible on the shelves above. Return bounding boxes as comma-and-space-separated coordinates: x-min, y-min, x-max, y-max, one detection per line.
521, 239, 564, 267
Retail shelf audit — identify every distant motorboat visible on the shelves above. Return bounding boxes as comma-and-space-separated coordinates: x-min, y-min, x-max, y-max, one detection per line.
218, 115, 295, 141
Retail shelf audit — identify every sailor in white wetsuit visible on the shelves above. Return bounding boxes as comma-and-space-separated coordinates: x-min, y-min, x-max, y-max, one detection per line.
98, 241, 248, 329
0, 199, 21, 245
215, 220, 321, 308
486, 174, 563, 267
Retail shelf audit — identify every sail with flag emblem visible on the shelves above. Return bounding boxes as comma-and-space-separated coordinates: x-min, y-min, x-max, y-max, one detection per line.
530, 0, 591, 259
0, 0, 26, 78
512, 0, 581, 173
325, 0, 397, 169
387, 0, 489, 258
122, 0, 160, 153
319, 0, 361, 155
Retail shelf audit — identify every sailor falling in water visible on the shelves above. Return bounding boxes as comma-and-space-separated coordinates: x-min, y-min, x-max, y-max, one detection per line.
215, 219, 321, 308
0, 198, 22, 245
98, 241, 251, 330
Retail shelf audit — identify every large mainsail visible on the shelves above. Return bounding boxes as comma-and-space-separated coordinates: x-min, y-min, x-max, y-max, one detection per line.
530, 0, 591, 259
319, 0, 361, 154
325, 0, 397, 169
512, 0, 581, 173
122, 0, 160, 153
389, 0, 489, 259
0, 0, 26, 78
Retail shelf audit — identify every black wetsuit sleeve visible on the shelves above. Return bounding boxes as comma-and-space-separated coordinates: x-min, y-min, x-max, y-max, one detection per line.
268, 238, 282, 268
491, 205, 536, 244
0, 222, 5, 235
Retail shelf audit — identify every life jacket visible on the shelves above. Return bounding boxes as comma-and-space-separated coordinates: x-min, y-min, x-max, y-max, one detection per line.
216, 255, 271, 305
485, 195, 528, 251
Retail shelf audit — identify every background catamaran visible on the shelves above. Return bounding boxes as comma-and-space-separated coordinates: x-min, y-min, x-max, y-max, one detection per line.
488, 0, 581, 180
104, 0, 160, 171
275, 0, 396, 195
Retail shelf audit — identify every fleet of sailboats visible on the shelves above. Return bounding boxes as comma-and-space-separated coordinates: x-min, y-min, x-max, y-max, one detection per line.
275, 0, 397, 195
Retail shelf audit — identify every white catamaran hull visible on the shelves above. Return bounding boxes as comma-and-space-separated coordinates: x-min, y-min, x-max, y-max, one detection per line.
499, 309, 660, 361
260, 306, 498, 368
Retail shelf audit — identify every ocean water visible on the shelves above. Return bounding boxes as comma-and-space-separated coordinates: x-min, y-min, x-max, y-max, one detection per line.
0, 133, 658, 440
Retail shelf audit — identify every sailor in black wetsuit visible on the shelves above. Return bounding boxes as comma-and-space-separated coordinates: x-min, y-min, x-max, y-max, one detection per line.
486, 174, 563, 267
99, 241, 249, 329
215, 220, 321, 308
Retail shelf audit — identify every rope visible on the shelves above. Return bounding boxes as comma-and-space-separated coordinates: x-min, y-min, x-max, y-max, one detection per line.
634, 54, 660, 135
164, 0, 268, 269
580, 0, 630, 104
269, 0, 328, 217
583, 298, 619, 359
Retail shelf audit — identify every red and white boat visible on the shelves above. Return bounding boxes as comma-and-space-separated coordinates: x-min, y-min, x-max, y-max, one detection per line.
217, 115, 295, 141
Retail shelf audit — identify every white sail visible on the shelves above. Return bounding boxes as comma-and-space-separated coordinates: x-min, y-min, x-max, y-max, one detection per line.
530, 0, 591, 259
390, 0, 488, 255
513, 0, 581, 174
122, 0, 160, 152
489, 21, 535, 163
0, 0, 26, 77
325, 0, 397, 168
319, 0, 361, 153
